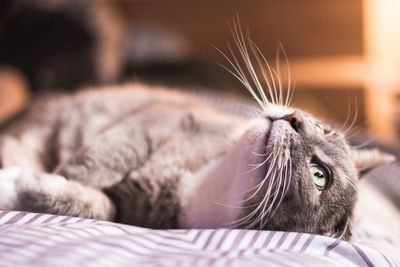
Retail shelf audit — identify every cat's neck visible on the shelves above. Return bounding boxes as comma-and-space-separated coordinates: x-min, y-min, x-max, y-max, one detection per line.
178, 118, 269, 228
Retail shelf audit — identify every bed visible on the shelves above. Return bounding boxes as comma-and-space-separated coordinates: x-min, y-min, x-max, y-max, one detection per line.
0, 210, 398, 267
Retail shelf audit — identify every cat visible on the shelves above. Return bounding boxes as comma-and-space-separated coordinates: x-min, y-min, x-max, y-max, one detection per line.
0, 22, 394, 241
0, 84, 394, 240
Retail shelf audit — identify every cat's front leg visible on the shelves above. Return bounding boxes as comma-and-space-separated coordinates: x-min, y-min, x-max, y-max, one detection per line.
0, 166, 116, 220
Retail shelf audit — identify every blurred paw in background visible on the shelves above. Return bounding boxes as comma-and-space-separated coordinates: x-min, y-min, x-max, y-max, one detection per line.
0, 0, 124, 124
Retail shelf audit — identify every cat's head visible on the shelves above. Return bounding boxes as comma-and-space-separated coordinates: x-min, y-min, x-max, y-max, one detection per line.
234, 104, 394, 240
218, 18, 395, 240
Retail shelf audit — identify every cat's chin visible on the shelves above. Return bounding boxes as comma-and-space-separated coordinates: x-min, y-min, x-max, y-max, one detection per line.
264, 119, 294, 169
240, 117, 294, 183
237, 118, 272, 179
179, 118, 273, 229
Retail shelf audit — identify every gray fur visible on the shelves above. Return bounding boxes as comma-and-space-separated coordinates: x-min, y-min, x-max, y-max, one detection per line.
0, 84, 394, 241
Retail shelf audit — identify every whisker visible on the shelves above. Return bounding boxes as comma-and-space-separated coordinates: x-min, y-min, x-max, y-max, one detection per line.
259, 166, 284, 227
277, 43, 293, 107
276, 44, 282, 105
268, 157, 292, 220
226, 42, 254, 96
287, 77, 296, 107
215, 15, 294, 111
344, 125, 365, 139
217, 62, 265, 108
249, 161, 281, 228
344, 175, 358, 192
275, 45, 284, 106
213, 42, 265, 108
251, 151, 269, 157
228, 151, 281, 228
247, 39, 279, 105
214, 201, 261, 209
229, 20, 268, 107
270, 67, 283, 106
244, 154, 273, 174
343, 98, 358, 135
242, 147, 282, 201
213, 45, 247, 85
247, 39, 276, 105
351, 136, 375, 149
338, 98, 353, 133
236, 169, 279, 229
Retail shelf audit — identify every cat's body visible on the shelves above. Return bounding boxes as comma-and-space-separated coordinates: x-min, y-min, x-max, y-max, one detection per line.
0, 85, 244, 226
0, 84, 247, 225
0, 83, 393, 240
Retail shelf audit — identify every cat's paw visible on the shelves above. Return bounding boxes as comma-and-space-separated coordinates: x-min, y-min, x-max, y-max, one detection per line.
0, 166, 34, 211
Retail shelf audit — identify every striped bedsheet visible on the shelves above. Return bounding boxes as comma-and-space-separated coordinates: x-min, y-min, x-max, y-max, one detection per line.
0, 211, 398, 267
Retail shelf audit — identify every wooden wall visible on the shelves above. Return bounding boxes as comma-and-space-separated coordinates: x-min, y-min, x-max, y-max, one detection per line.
115, 0, 363, 61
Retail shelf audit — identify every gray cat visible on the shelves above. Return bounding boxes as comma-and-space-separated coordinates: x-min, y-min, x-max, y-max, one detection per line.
0, 84, 393, 240
0, 27, 394, 241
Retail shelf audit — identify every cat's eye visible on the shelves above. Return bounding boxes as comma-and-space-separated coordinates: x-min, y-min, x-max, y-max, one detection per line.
310, 163, 329, 190
314, 123, 324, 134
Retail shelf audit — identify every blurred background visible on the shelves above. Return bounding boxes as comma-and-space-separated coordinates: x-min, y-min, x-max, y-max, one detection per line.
1, 0, 400, 143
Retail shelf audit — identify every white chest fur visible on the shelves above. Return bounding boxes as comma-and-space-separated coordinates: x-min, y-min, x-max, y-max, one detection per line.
178, 118, 269, 228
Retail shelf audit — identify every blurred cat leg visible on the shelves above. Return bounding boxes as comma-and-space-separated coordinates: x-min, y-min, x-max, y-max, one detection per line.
0, 166, 116, 221
0, 135, 47, 171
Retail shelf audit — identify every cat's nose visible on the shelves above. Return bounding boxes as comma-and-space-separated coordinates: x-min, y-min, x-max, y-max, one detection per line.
283, 111, 303, 132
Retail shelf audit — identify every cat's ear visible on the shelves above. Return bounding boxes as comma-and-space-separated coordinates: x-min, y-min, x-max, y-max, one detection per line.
352, 148, 396, 177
